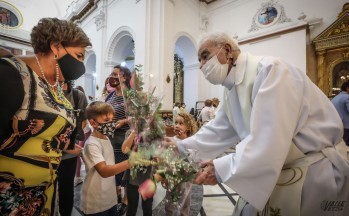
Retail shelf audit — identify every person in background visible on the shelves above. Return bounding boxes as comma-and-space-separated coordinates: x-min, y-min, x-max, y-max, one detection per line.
165, 112, 198, 216
189, 107, 195, 117
197, 99, 214, 125
105, 65, 132, 215
80, 101, 130, 215
100, 77, 115, 102
332, 81, 349, 146
172, 102, 181, 123
76, 85, 85, 94
165, 31, 349, 215
74, 85, 92, 186
0, 17, 91, 215
180, 102, 187, 113
121, 129, 154, 216
212, 97, 220, 117
57, 80, 88, 216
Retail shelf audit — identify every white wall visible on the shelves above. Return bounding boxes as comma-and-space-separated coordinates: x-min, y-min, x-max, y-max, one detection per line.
239, 29, 307, 72
71, 0, 347, 109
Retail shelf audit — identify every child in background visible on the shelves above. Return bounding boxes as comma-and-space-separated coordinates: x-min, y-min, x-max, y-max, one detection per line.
80, 101, 130, 215
121, 129, 154, 216
165, 112, 198, 216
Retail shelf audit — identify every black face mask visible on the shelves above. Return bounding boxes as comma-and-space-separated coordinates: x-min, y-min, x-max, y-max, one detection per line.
58, 49, 85, 81
109, 77, 120, 88
96, 121, 117, 137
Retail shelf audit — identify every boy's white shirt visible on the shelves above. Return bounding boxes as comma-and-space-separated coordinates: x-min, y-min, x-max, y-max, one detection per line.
80, 135, 117, 214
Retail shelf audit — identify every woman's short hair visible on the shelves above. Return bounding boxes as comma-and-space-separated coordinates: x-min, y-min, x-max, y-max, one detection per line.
86, 101, 114, 120
198, 32, 240, 52
31, 18, 91, 54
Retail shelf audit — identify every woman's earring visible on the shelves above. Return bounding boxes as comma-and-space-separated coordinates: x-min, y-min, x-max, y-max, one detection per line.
54, 54, 58, 59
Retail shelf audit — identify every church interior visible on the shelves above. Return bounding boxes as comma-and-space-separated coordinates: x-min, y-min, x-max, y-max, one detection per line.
1, 0, 349, 215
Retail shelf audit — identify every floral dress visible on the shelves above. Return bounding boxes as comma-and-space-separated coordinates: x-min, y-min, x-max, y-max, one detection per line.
0, 56, 75, 216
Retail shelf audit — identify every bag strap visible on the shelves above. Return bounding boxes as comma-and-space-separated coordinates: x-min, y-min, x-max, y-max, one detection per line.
72, 88, 80, 110
105, 91, 114, 102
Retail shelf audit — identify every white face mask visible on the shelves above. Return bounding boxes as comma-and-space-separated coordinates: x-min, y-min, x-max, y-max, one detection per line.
201, 47, 229, 85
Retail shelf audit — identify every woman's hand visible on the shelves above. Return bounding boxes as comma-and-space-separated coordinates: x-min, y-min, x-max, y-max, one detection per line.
64, 144, 83, 156
116, 119, 128, 128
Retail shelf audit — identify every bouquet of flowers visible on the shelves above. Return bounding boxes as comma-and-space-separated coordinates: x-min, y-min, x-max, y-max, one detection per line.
124, 65, 199, 203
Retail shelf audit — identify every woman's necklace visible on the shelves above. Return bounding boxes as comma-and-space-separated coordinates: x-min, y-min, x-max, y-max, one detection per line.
35, 55, 60, 89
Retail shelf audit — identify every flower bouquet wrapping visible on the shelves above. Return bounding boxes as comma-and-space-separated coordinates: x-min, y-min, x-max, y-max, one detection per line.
124, 65, 199, 203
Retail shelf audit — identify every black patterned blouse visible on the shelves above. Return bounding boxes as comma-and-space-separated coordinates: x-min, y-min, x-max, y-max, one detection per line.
0, 56, 75, 216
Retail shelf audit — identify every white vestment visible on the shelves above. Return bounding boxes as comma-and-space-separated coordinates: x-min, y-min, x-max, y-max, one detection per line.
179, 53, 349, 215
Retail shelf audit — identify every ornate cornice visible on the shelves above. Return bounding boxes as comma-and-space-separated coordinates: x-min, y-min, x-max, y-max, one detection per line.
65, 0, 99, 22
94, 10, 105, 31
0, 28, 30, 45
314, 34, 349, 51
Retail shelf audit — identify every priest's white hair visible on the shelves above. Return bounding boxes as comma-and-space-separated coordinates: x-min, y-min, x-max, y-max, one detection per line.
198, 32, 240, 51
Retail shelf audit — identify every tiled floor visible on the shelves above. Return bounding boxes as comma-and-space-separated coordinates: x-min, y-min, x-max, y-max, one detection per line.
72, 179, 237, 216
199, 184, 237, 216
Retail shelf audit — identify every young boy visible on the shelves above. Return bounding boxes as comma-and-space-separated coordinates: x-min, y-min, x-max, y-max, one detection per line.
80, 101, 130, 215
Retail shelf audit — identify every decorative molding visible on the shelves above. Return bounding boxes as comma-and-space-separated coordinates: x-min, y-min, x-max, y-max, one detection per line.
200, 15, 209, 31
314, 35, 349, 51
65, 0, 99, 22
94, 10, 105, 31
0, 28, 30, 45
184, 63, 200, 70
307, 17, 323, 31
343, 51, 349, 59
239, 22, 307, 45
104, 60, 118, 67
249, 0, 291, 32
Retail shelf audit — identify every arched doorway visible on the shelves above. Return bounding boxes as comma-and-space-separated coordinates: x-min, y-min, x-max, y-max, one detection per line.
106, 26, 135, 73
84, 53, 96, 101
174, 34, 198, 112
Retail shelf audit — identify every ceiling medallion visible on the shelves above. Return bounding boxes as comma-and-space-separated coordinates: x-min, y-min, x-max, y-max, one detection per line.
249, 0, 291, 32
0, 1, 23, 29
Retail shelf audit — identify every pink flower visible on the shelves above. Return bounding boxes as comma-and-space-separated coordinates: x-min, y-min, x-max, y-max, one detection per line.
138, 179, 156, 200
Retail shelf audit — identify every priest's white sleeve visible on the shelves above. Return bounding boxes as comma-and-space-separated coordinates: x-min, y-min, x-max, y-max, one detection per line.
178, 106, 240, 160
213, 57, 305, 211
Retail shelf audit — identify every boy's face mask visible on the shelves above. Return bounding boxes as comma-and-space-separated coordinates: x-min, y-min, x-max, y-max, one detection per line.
95, 121, 116, 137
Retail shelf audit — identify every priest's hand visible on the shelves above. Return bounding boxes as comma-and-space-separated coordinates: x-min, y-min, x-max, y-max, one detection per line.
162, 137, 179, 152
193, 160, 218, 185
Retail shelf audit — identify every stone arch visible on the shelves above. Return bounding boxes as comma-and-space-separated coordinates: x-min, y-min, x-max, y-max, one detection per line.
82, 49, 96, 100
105, 26, 136, 67
173, 32, 198, 67
173, 32, 199, 112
